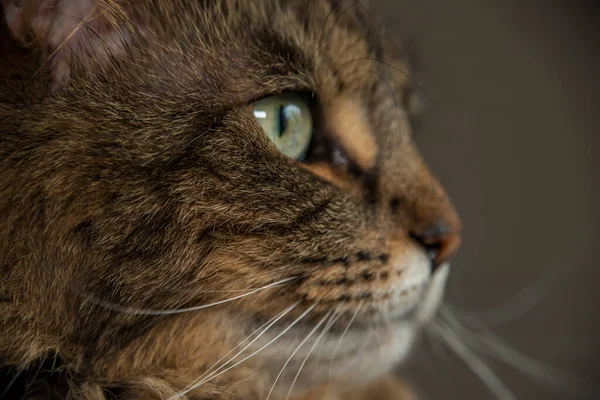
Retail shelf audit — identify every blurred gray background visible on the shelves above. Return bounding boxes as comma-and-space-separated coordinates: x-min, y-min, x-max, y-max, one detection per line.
376, 0, 600, 399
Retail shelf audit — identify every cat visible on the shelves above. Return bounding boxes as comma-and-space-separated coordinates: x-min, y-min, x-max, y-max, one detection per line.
0, 1, 461, 399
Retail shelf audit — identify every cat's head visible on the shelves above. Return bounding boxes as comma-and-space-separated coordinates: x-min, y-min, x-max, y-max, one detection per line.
1, 0, 460, 398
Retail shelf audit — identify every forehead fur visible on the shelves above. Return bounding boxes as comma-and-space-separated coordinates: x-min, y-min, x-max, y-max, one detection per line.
87, 0, 385, 99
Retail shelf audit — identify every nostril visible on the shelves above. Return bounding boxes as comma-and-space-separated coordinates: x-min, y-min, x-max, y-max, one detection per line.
410, 222, 461, 271
410, 232, 441, 264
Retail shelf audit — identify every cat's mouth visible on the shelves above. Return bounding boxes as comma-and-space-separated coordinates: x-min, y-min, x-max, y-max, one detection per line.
321, 262, 449, 332
251, 264, 450, 379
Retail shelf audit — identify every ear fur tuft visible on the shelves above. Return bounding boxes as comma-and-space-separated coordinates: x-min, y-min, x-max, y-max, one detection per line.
2, 0, 133, 86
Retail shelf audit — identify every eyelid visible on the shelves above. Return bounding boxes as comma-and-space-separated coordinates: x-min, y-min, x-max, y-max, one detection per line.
244, 84, 314, 105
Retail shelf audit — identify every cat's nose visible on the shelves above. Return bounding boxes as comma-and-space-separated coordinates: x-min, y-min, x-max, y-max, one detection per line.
410, 220, 461, 271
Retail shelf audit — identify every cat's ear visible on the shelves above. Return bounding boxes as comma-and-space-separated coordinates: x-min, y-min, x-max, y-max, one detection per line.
2, 0, 134, 86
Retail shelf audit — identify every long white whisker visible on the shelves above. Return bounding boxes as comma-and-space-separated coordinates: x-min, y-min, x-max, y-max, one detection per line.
284, 309, 339, 400
311, 304, 344, 385
478, 261, 576, 326
169, 302, 299, 400
423, 324, 448, 359
91, 277, 298, 315
417, 330, 448, 378
442, 307, 591, 399
173, 303, 318, 399
266, 309, 333, 400
329, 299, 363, 379
432, 320, 517, 400
194, 303, 300, 390
475, 332, 591, 399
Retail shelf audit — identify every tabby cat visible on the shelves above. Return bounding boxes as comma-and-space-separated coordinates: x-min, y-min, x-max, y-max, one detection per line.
0, 1, 461, 399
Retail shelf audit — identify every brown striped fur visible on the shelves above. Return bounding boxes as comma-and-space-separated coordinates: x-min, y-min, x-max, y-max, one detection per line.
0, 1, 460, 399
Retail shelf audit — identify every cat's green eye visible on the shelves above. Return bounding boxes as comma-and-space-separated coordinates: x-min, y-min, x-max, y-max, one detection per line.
252, 93, 313, 160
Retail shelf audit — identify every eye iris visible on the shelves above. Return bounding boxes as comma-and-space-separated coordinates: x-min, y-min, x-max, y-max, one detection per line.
252, 93, 313, 160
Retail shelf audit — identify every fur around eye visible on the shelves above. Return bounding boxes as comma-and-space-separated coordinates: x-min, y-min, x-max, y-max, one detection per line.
252, 92, 313, 160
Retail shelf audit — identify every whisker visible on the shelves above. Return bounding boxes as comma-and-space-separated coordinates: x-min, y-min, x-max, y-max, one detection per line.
266, 309, 334, 400
314, 0, 359, 60
285, 308, 340, 400
0, 366, 24, 398
431, 320, 517, 400
310, 304, 344, 384
441, 307, 591, 399
89, 276, 298, 315
477, 259, 580, 326
422, 324, 448, 359
365, 69, 398, 110
30, 7, 98, 79
191, 302, 301, 392
475, 331, 591, 399
340, 57, 446, 118
329, 299, 364, 379
414, 330, 449, 379
172, 303, 318, 399
169, 302, 300, 400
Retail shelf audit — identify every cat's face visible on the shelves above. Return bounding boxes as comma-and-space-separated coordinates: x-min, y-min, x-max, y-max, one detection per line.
1, 0, 461, 398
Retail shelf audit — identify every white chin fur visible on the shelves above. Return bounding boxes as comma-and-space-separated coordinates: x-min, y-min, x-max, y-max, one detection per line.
416, 263, 450, 323
254, 265, 451, 398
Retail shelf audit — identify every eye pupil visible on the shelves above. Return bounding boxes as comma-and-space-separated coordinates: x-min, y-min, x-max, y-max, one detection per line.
278, 105, 286, 138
